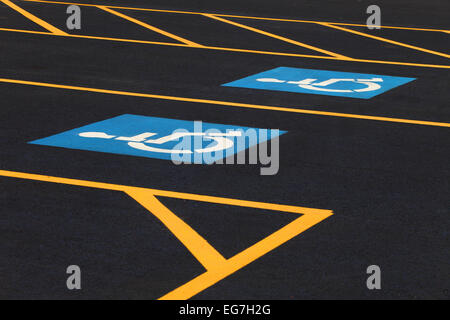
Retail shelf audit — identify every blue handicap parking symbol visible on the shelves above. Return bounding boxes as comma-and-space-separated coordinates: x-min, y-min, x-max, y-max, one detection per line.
223, 67, 415, 99
30, 114, 285, 164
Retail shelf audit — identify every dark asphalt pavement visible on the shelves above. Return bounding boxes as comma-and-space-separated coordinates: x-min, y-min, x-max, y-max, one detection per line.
0, 0, 449, 300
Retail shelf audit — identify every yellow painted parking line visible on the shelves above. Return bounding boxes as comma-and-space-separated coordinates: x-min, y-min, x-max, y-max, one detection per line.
203, 14, 350, 59
97, 6, 202, 47
160, 213, 330, 300
1, 27, 449, 69
0, 169, 326, 215
0, 27, 52, 35
0, 26, 327, 59
0, 77, 449, 128
336, 57, 450, 69
1, 0, 67, 35
200, 45, 450, 69
319, 23, 450, 59
219, 17, 450, 33
20, 0, 450, 33
0, 169, 333, 299
126, 189, 227, 271
197, 44, 335, 59
0, 27, 192, 46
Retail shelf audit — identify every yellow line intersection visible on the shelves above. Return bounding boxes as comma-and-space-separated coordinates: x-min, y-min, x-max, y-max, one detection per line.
1, 0, 67, 34
0, 169, 333, 300
0, 0, 446, 69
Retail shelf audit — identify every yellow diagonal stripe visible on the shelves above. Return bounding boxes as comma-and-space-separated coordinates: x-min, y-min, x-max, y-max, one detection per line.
19, 0, 450, 33
204, 13, 349, 59
97, 6, 202, 47
126, 188, 227, 271
319, 22, 450, 59
1, 27, 449, 69
1, 0, 67, 35
160, 212, 332, 300
0, 169, 333, 300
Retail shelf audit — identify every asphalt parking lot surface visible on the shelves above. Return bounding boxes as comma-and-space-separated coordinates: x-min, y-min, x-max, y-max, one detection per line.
0, 0, 449, 300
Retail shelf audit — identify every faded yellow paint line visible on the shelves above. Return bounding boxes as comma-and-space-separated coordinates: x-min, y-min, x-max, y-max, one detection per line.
203, 13, 349, 59
97, 6, 202, 47
319, 22, 450, 59
1, 0, 67, 35
0, 169, 333, 299
0, 77, 449, 128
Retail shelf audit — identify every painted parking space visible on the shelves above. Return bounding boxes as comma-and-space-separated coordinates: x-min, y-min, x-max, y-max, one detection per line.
0, 79, 448, 299
223, 67, 416, 99
30, 114, 285, 163
223, 17, 450, 65
0, 0, 449, 301
1, 0, 449, 68
16, 0, 191, 42
0, 169, 333, 300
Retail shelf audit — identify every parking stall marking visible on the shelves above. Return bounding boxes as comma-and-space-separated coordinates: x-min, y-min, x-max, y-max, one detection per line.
28, 114, 286, 163
1, 0, 448, 301
202, 14, 349, 59
318, 22, 450, 59
96, 6, 202, 47
19, 0, 450, 33
0, 0, 447, 69
223, 67, 416, 99
0, 169, 333, 299
1, 0, 67, 34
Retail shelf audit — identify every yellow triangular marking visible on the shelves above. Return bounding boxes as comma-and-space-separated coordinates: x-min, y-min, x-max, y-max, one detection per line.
0, 169, 333, 299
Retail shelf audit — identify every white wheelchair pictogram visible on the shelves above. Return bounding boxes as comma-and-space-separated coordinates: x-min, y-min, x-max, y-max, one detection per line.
257, 77, 384, 93
78, 130, 242, 154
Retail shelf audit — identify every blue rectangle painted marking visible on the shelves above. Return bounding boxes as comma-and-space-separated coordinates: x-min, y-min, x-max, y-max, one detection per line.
30, 115, 285, 164
223, 67, 415, 99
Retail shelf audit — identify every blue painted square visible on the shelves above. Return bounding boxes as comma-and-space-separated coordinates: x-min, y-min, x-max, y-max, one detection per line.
30, 114, 285, 164
223, 67, 415, 99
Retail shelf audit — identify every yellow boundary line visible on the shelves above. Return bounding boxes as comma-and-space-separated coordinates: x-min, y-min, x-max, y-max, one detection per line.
1, 0, 67, 35
0, 27, 192, 46
1, 27, 450, 69
0, 77, 449, 128
97, 5, 202, 47
319, 23, 450, 59
19, 0, 450, 33
127, 189, 227, 270
203, 14, 349, 59
0, 169, 333, 299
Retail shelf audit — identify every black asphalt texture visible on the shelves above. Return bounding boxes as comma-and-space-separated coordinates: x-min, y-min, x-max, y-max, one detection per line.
0, 0, 449, 300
